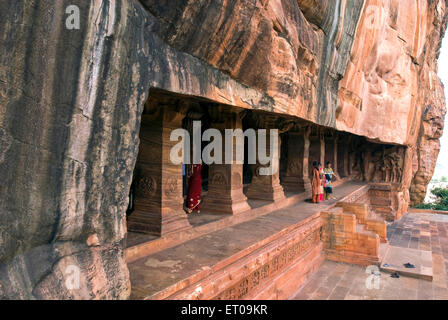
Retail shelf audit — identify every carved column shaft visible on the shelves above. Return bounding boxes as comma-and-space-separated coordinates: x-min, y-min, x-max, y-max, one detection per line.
337, 135, 349, 177
308, 129, 325, 180
127, 105, 192, 236
282, 127, 311, 193
361, 144, 372, 181
348, 136, 356, 177
320, 133, 325, 166
325, 135, 339, 176
245, 116, 285, 202
201, 111, 250, 215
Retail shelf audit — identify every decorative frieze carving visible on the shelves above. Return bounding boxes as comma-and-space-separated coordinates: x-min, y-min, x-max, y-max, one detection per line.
213, 229, 321, 300
211, 172, 227, 185
164, 177, 178, 196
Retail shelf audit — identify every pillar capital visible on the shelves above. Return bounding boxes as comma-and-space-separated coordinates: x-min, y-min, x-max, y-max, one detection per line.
250, 112, 280, 129
143, 102, 188, 127
292, 125, 311, 136
278, 119, 296, 133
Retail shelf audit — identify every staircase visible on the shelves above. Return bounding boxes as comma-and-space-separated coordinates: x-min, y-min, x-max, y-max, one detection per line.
336, 202, 388, 243
321, 201, 389, 266
321, 200, 435, 282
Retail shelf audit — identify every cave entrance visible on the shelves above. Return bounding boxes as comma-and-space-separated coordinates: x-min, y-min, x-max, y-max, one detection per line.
124, 90, 407, 248
125, 91, 254, 241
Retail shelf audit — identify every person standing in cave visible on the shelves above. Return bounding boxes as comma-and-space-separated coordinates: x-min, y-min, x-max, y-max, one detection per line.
319, 162, 324, 201
186, 161, 203, 214
324, 161, 339, 200
311, 161, 322, 203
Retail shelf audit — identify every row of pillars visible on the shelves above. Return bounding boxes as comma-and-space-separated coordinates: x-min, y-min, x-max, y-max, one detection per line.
127, 102, 352, 236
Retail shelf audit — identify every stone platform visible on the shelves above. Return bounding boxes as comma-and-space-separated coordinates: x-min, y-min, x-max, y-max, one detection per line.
126, 179, 352, 263
292, 259, 448, 300
126, 190, 311, 263
293, 211, 448, 300
128, 182, 367, 300
380, 246, 433, 280
387, 212, 448, 287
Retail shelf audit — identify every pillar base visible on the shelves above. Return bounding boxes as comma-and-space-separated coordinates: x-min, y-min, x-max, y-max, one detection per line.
246, 183, 286, 202
202, 191, 251, 215
282, 176, 311, 193
127, 210, 192, 236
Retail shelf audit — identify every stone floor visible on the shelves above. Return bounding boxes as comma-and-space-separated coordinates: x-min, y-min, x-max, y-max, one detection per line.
292, 211, 448, 300
126, 191, 306, 248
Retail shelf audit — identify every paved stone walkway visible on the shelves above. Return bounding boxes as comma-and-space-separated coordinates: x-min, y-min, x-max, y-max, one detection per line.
292, 212, 448, 300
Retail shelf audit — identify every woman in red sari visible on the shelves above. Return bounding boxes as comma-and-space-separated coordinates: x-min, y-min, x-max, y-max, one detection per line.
311, 161, 321, 203
186, 163, 202, 214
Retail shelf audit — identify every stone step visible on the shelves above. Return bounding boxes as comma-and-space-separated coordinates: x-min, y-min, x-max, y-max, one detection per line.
380, 246, 433, 281
356, 224, 366, 233
354, 220, 387, 244
357, 226, 377, 239
367, 209, 383, 220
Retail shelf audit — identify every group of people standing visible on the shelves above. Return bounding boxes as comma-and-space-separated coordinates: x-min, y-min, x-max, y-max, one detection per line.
311, 161, 338, 203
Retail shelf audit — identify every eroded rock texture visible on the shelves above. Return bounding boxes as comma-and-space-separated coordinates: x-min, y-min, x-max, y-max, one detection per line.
0, 0, 446, 299
336, 0, 448, 206
0, 0, 150, 299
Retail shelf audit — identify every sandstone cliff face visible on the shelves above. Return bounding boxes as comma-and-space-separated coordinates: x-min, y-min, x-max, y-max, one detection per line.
335, 0, 447, 206
139, 0, 364, 126
0, 0, 150, 299
410, 1, 448, 204
0, 0, 446, 299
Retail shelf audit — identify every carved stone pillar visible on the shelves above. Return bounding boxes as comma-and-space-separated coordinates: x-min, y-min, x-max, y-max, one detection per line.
348, 136, 356, 177
308, 128, 325, 180
362, 145, 372, 181
245, 115, 285, 202
282, 127, 311, 193
325, 134, 339, 177
338, 134, 349, 177
127, 103, 192, 236
320, 133, 325, 166
201, 109, 250, 215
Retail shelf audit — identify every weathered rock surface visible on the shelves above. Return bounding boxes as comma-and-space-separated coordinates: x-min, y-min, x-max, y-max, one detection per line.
336, 0, 447, 205
0, 0, 150, 299
0, 0, 446, 299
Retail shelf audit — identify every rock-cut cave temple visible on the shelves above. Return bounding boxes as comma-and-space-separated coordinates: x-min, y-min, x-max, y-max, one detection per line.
0, 0, 447, 299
